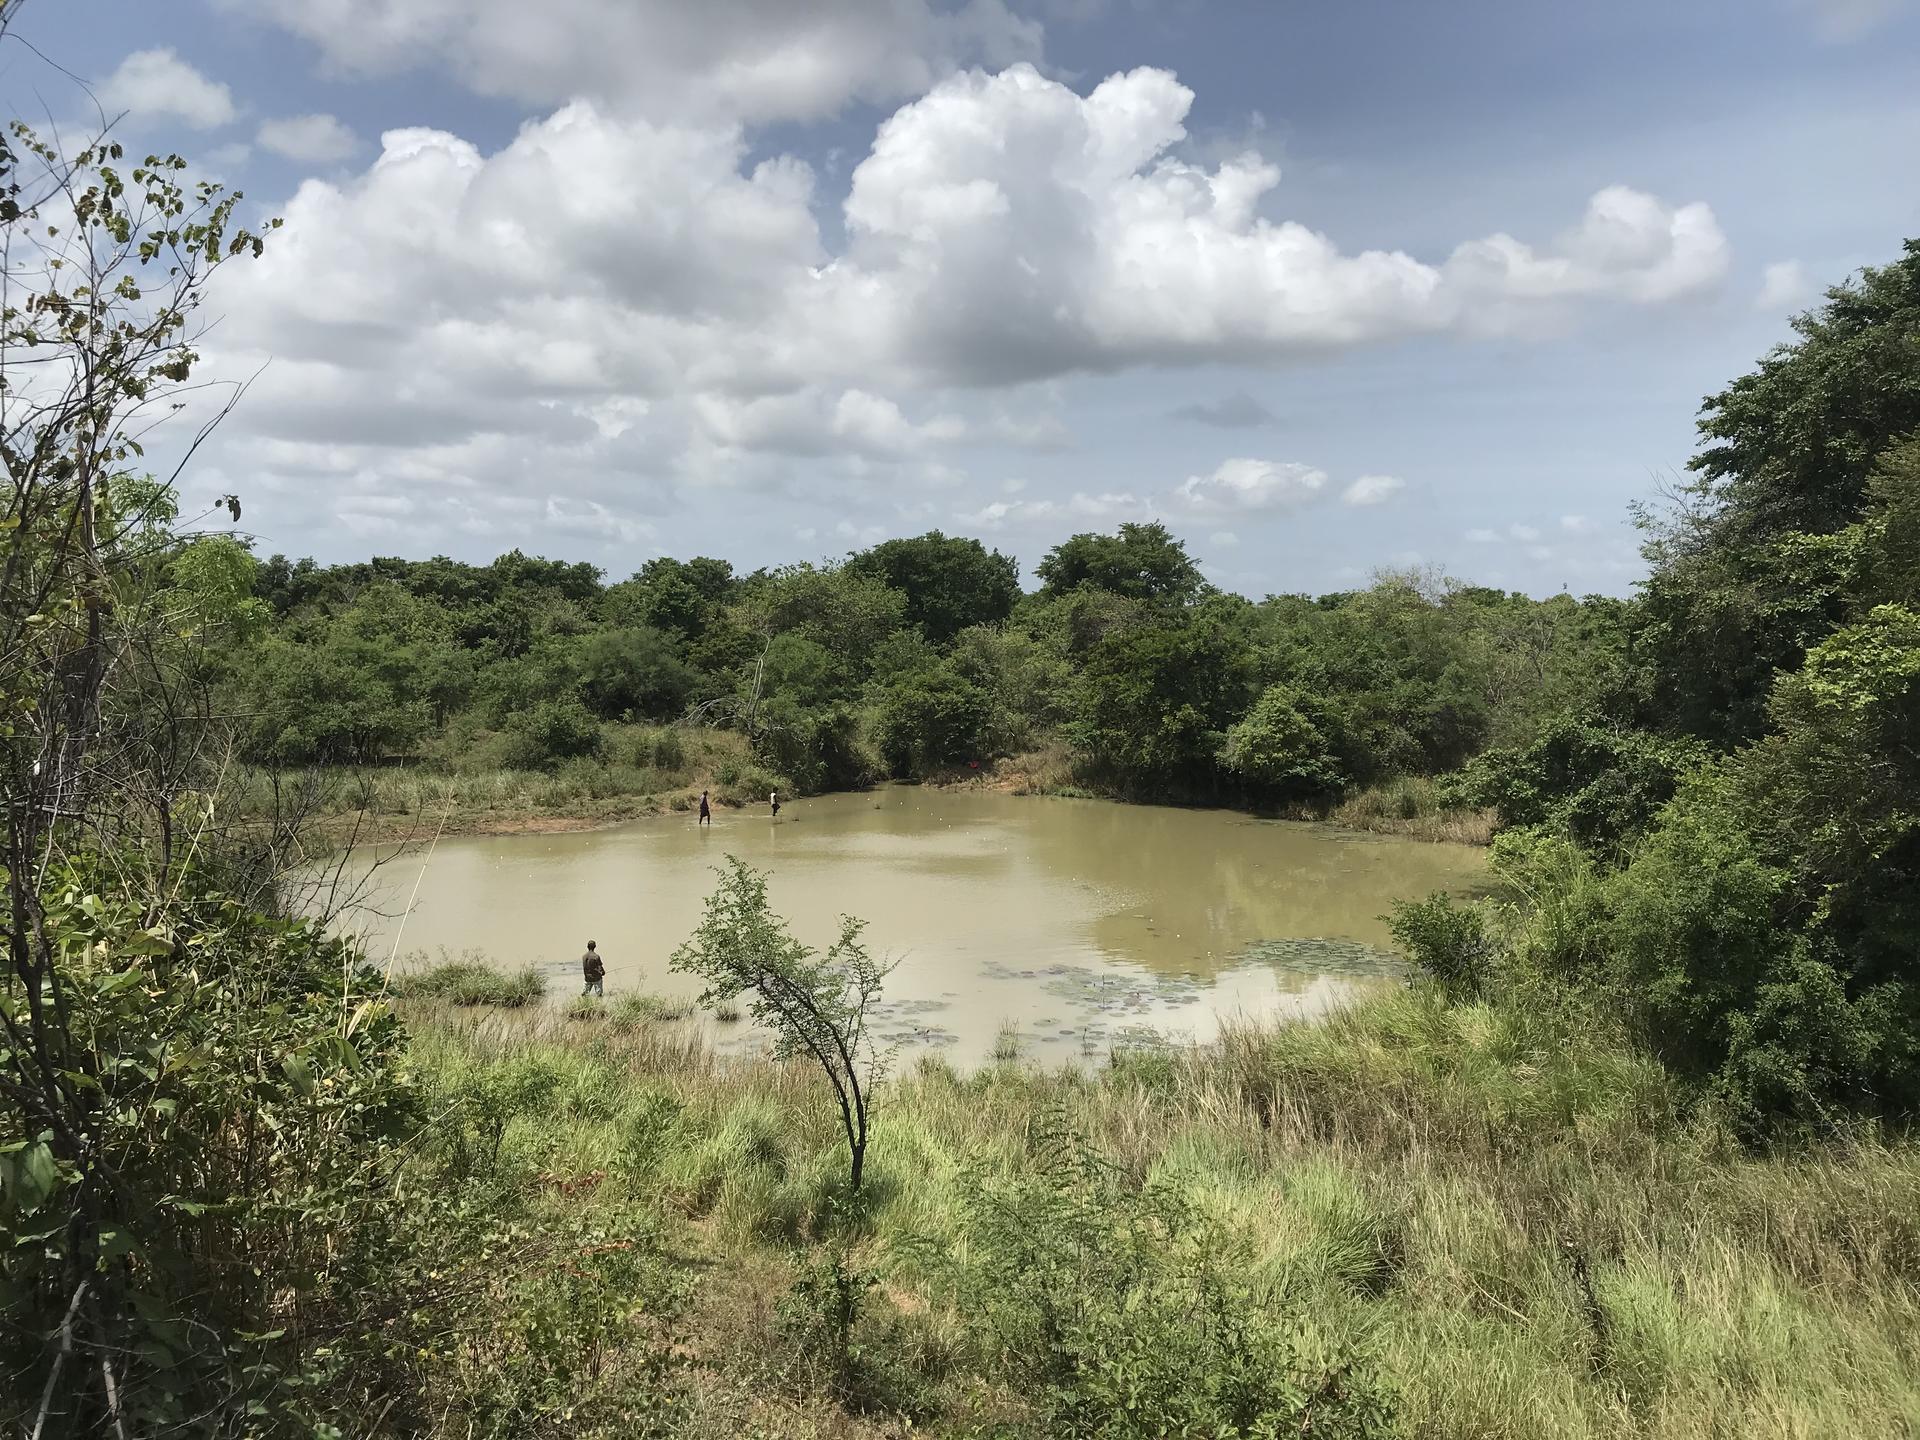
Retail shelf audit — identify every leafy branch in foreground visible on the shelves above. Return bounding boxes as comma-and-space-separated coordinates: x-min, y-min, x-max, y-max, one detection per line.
671, 856, 891, 1194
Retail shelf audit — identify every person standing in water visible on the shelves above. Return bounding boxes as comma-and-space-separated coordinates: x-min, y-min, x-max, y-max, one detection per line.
581, 940, 605, 998
698, 789, 711, 825
770, 788, 781, 819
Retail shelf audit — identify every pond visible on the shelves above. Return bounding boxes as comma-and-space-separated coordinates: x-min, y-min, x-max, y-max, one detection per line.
332, 786, 1486, 1068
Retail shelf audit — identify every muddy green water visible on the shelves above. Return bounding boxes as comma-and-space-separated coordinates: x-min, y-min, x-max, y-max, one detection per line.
336, 787, 1485, 1068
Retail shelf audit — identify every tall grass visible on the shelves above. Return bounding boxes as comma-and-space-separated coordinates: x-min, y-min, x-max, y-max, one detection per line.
1324, 775, 1496, 845
397, 988, 1920, 1439
219, 725, 778, 838
389, 957, 546, 1006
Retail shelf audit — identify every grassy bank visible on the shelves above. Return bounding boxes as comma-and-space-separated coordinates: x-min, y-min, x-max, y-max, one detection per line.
391, 988, 1920, 1438
939, 748, 1496, 845
220, 724, 789, 841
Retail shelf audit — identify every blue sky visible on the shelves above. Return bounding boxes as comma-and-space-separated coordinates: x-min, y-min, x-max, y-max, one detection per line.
11, 0, 1920, 594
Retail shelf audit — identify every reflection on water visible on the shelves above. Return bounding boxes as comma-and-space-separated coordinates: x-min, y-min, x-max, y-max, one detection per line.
330, 786, 1485, 1068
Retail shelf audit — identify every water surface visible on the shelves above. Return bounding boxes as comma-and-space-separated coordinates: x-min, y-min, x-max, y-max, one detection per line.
337, 787, 1484, 1067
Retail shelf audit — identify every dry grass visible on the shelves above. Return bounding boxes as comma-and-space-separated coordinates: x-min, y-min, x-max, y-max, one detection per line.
219, 726, 769, 841
1298, 775, 1496, 845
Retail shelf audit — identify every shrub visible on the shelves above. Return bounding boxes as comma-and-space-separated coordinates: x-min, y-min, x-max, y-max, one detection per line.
651, 725, 687, 770
947, 1125, 1394, 1439
496, 697, 604, 770
1443, 716, 1706, 852
1389, 893, 1500, 1003
1219, 682, 1345, 796
874, 663, 993, 777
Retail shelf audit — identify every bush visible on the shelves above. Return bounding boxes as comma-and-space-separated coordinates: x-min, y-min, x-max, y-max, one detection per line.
577, 625, 696, 720
946, 1125, 1394, 1439
650, 725, 687, 770
1444, 716, 1707, 852
1218, 682, 1345, 796
1389, 893, 1499, 1003
1, 865, 421, 1433
1600, 776, 1793, 1079
874, 663, 993, 777
496, 697, 604, 770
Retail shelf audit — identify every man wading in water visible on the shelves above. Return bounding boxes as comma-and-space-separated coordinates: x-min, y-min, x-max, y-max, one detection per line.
770, 788, 781, 819
698, 789, 711, 825
581, 940, 605, 998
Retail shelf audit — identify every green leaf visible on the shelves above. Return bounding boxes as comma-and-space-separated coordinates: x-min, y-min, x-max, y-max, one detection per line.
95, 966, 146, 996
281, 1054, 316, 1097
8, 1142, 58, 1213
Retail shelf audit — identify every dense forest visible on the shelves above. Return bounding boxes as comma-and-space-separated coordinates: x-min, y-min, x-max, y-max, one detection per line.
227, 522, 1619, 808
5, 41, 1920, 1438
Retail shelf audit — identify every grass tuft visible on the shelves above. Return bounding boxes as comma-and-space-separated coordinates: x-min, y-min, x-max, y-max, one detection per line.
389, 958, 546, 1007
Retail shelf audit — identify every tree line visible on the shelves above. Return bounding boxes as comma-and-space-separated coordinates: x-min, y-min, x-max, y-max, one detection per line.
221, 524, 1624, 804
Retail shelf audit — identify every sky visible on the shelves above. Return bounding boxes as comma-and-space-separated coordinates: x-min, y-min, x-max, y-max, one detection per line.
8, 0, 1920, 596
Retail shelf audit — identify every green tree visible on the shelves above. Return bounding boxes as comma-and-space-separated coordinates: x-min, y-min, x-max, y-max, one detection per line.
845, 530, 1020, 643
1217, 683, 1343, 796
742, 563, 908, 678
0, 74, 282, 1430
671, 859, 890, 1194
1036, 522, 1206, 604
1689, 240, 1920, 546
874, 663, 992, 776
1072, 604, 1255, 796
577, 625, 695, 720
1640, 243, 1920, 743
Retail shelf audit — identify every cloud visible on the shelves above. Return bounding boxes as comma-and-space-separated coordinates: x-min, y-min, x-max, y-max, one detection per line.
230, 0, 1044, 123
257, 113, 360, 164
1755, 259, 1814, 311
1560, 514, 1594, 532
693, 387, 962, 458
1341, 473, 1405, 507
191, 64, 1732, 556
828, 67, 1728, 383
1169, 392, 1275, 428
1209, 530, 1240, 548
957, 490, 1148, 530
1467, 521, 1549, 545
1442, 185, 1730, 318
1790, 0, 1910, 40
1175, 458, 1327, 513
545, 495, 655, 545
100, 49, 236, 130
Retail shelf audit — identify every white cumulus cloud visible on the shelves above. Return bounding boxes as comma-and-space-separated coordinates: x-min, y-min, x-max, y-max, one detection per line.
1755, 259, 1814, 311
188, 63, 1732, 555
257, 113, 360, 164
1342, 474, 1405, 507
100, 49, 236, 130
1176, 458, 1328, 513
228, 0, 1043, 123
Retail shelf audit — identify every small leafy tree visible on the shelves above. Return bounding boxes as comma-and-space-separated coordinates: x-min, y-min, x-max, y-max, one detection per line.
1218, 682, 1345, 796
670, 858, 890, 1192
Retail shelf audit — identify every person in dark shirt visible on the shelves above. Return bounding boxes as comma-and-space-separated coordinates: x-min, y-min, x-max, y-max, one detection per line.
581, 940, 605, 997
698, 789, 711, 825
